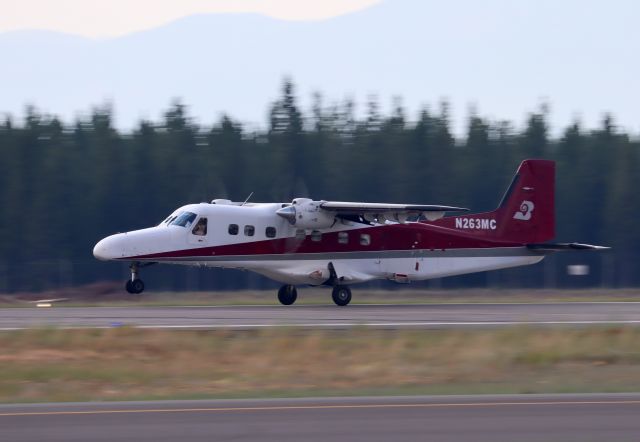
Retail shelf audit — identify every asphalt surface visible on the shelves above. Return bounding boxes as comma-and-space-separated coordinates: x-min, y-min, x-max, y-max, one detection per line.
1, 302, 640, 330
2, 394, 639, 442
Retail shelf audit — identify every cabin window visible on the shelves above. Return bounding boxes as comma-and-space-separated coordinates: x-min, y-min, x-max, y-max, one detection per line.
228, 224, 239, 235
295, 229, 306, 240
360, 233, 371, 246
244, 225, 255, 236
338, 232, 349, 244
171, 212, 197, 228
192, 217, 207, 236
266, 227, 276, 238
311, 230, 322, 242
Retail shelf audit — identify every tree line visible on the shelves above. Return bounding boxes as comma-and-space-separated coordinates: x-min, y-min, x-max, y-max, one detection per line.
0, 80, 637, 292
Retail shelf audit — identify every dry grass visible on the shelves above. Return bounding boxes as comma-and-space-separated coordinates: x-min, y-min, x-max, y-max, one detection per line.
1, 326, 639, 403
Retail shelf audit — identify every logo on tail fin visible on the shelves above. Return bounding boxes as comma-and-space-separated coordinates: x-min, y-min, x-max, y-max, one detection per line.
513, 200, 534, 221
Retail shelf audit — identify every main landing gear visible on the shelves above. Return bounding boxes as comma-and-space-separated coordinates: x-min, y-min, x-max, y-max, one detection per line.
331, 285, 352, 307
276, 284, 352, 306
277, 285, 298, 305
125, 262, 145, 294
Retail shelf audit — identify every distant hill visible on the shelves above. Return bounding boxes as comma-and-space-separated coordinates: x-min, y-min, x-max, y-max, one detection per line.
1, 0, 639, 133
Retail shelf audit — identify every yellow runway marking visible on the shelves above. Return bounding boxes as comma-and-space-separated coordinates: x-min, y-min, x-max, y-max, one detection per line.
1, 400, 640, 417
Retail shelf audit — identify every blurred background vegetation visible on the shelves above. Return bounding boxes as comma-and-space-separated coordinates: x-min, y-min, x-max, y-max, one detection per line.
0, 80, 636, 292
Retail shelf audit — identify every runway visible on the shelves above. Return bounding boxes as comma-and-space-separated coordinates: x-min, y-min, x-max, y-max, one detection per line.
1, 302, 640, 330
2, 394, 640, 441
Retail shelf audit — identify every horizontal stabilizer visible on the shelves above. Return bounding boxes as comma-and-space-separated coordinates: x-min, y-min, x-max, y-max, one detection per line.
527, 243, 610, 252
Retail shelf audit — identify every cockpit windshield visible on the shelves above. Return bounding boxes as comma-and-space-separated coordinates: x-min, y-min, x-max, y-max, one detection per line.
160, 215, 175, 226
170, 211, 197, 228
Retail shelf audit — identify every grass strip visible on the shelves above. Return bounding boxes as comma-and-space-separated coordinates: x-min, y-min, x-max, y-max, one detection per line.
1, 326, 639, 403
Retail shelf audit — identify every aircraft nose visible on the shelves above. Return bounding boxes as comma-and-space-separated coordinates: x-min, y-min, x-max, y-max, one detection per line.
93, 235, 122, 261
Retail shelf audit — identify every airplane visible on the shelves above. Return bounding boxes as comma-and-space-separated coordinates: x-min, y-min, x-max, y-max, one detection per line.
93, 159, 608, 306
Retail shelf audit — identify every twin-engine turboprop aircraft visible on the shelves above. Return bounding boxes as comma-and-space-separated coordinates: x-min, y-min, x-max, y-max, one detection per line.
94, 159, 607, 306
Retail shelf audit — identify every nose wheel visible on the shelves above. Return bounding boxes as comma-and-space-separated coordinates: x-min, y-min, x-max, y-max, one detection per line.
125, 262, 145, 294
126, 279, 145, 294
277, 285, 298, 305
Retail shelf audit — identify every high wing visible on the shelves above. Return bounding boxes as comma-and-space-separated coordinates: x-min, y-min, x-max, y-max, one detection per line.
320, 201, 468, 222
276, 198, 469, 227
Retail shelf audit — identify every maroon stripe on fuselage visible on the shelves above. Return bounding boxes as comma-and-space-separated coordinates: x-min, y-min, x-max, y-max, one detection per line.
128, 223, 523, 260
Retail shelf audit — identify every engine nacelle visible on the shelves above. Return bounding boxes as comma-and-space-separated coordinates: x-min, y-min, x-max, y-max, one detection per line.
277, 198, 335, 229
292, 198, 335, 229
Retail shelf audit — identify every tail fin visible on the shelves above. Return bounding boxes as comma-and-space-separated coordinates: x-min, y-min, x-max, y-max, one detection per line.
495, 159, 555, 243
438, 159, 555, 244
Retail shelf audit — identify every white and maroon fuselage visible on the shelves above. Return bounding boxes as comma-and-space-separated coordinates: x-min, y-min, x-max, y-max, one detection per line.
93, 201, 545, 286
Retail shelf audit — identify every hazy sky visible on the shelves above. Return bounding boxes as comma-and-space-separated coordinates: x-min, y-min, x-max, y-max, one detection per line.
0, 0, 380, 37
1, 0, 638, 136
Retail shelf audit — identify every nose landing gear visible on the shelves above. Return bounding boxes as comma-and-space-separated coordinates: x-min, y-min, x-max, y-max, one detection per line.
126, 279, 145, 294
125, 262, 145, 294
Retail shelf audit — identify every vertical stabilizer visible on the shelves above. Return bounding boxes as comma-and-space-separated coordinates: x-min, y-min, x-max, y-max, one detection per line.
434, 159, 555, 244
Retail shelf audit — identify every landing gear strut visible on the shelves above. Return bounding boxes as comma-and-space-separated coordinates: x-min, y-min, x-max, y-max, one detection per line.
332, 285, 352, 306
125, 262, 145, 294
326, 262, 351, 306
277, 285, 297, 305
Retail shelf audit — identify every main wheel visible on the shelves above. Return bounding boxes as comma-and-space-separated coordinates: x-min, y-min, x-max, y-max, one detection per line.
332, 285, 352, 306
277, 285, 297, 305
126, 279, 145, 294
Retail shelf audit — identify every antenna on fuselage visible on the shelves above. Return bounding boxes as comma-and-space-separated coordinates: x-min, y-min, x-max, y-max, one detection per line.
241, 192, 254, 206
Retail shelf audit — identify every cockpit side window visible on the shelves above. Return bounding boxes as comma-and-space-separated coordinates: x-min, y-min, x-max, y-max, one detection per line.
171, 211, 197, 228
162, 215, 178, 226
192, 217, 207, 236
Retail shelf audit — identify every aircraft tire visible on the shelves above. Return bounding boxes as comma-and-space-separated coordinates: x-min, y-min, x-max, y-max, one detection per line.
332, 285, 352, 306
126, 279, 145, 294
125, 280, 135, 294
277, 285, 297, 305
